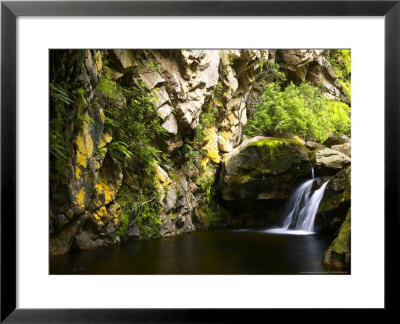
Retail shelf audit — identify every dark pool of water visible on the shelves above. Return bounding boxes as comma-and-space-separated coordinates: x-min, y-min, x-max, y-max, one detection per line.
50, 228, 348, 275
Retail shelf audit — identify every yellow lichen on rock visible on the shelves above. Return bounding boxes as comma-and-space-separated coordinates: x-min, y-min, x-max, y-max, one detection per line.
97, 131, 112, 159
107, 203, 121, 225
201, 127, 220, 168
91, 157, 123, 210
93, 173, 118, 207
99, 108, 105, 123
155, 164, 170, 186
93, 51, 103, 74
93, 206, 107, 226
75, 188, 85, 208
74, 123, 94, 179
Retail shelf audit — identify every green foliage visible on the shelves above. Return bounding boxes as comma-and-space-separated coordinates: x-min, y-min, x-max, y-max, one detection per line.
49, 130, 71, 190
197, 171, 225, 228
49, 82, 72, 191
212, 81, 225, 106
97, 64, 166, 194
182, 144, 201, 163
117, 212, 130, 238
96, 68, 120, 102
142, 50, 163, 72
258, 61, 286, 84
324, 49, 351, 102
50, 83, 74, 105
244, 82, 351, 143
96, 55, 167, 240
195, 104, 218, 144
325, 49, 351, 80
78, 114, 95, 126
99, 141, 134, 171
115, 185, 161, 239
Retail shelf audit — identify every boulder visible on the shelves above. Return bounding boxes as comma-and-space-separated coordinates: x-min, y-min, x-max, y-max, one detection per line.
331, 143, 351, 157
311, 148, 351, 175
323, 208, 351, 271
315, 166, 351, 232
219, 137, 312, 221
323, 135, 351, 147
305, 141, 325, 150
73, 202, 121, 250
50, 217, 81, 257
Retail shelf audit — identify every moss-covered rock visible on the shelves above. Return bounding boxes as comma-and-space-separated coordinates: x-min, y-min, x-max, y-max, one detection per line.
323, 208, 351, 271
218, 136, 311, 224
315, 166, 351, 233
220, 136, 311, 201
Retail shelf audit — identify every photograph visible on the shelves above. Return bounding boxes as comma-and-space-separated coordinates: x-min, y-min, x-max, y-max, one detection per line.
49, 49, 352, 275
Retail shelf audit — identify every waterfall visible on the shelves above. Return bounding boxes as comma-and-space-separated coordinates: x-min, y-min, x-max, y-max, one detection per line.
281, 180, 328, 233
266, 168, 328, 235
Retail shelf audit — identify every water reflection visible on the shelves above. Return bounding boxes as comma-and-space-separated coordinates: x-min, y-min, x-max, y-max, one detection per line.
50, 229, 347, 275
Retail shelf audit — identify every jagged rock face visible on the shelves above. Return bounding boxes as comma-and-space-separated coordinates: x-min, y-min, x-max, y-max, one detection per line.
49, 49, 351, 257
50, 50, 118, 257
275, 49, 349, 103
218, 137, 312, 224
50, 49, 269, 256
315, 166, 351, 233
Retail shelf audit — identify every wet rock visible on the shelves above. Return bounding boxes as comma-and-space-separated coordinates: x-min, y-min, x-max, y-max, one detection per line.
127, 221, 140, 240
220, 137, 311, 201
323, 208, 351, 271
50, 217, 81, 257
51, 214, 69, 233
315, 166, 351, 232
219, 137, 311, 222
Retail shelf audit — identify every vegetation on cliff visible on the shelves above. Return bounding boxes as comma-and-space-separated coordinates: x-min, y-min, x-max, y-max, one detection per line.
244, 82, 351, 142
49, 49, 351, 271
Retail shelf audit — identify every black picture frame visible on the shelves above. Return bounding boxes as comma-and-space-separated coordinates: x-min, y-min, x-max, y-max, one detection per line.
1, 0, 398, 321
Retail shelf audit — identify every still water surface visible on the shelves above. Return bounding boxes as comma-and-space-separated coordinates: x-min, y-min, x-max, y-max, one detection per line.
50, 228, 347, 275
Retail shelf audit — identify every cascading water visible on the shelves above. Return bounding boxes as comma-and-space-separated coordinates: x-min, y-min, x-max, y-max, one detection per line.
266, 167, 328, 235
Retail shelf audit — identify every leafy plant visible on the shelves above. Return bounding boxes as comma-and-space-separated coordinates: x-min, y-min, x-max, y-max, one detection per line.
244, 82, 351, 143
323, 49, 351, 102
50, 83, 74, 105
99, 141, 133, 171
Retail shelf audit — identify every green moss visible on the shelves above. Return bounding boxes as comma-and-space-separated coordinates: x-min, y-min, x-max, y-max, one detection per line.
201, 200, 224, 228
248, 138, 306, 149
116, 212, 130, 237
331, 208, 351, 254
245, 138, 306, 176
339, 79, 351, 102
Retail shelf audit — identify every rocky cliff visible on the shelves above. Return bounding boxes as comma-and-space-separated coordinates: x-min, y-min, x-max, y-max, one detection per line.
49, 49, 351, 271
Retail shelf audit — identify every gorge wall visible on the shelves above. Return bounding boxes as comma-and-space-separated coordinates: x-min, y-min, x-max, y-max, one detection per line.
49, 49, 351, 270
